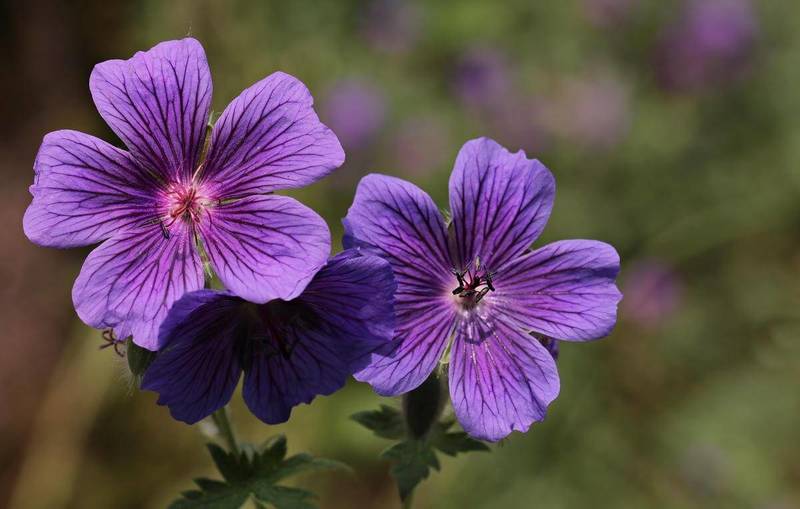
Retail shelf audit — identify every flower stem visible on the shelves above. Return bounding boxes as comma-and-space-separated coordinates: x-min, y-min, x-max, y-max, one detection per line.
211, 406, 240, 455
402, 492, 414, 509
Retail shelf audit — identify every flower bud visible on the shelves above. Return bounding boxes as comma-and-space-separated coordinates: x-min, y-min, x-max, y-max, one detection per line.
402, 373, 444, 439
127, 338, 156, 379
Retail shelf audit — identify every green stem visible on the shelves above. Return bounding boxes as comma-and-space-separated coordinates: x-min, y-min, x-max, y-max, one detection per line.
402, 492, 414, 509
211, 406, 240, 455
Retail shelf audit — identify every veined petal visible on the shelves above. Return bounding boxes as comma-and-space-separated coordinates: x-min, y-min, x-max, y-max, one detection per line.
343, 174, 452, 286
72, 222, 204, 350
449, 315, 560, 442
199, 194, 330, 303
494, 240, 622, 341
242, 255, 386, 425
449, 137, 555, 270
354, 295, 455, 396
200, 71, 344, 196
141, 290, 244, 424
344, 174, 456, 395
90, 38, 212, 183
24, 130, 157, 247
299, 250, 397, 370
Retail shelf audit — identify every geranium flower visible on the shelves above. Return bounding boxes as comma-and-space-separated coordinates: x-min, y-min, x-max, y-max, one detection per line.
141, 251, 395, 424
23, 38, 344, 349
345, 137, 621, 441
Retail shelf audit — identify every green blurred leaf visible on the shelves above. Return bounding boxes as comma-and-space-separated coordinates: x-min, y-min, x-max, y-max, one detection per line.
382, 440, 440, 501
350, 405, 405, 439
169, 436, 347, 509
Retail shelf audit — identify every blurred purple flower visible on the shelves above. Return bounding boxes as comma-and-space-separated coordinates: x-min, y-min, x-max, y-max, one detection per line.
489, 93, 551, 154
582, 0, 638, 28
345, 137, 622, 441
361, 0, 421, 54
142, 251, 396, 424
549, 72, 631, 151
655, 0, 758, 92
390, 115, 450, 176
622, 259, 682, 329
453, 47, 512, 109
23, 38, 343, 350
323, 78, 386, 150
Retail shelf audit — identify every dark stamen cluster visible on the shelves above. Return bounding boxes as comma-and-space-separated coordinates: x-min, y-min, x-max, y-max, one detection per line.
451, 264, 495, 306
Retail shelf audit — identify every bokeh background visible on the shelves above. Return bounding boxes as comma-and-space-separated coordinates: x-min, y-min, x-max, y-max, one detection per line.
1, 0, 799, 507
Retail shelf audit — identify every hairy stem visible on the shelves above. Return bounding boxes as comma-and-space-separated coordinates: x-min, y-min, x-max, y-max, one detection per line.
211, 406, 240, 455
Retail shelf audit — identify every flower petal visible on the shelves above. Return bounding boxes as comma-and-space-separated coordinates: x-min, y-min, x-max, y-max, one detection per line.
449, 315, 560, 442
72, 222, 204, 350
299, 250, 397, 371
343, 174, 452, 286
495, 240, 622, 341
199, 194, 330, 303
200, 71, 344, 197
141, 290, 244, 424
449, 137, 555, 270
344, 174, 456, 395
23, 130, 157, 248
353, 300, 455, 396
90, 38, 212, 182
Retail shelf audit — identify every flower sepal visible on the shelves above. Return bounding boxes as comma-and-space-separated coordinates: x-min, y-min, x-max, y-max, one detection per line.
126, 338, 156, 386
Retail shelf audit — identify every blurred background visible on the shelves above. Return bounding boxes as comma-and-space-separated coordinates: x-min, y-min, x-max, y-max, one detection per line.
1, 0, 799, 507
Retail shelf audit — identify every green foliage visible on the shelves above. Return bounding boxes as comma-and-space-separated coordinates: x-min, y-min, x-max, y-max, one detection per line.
353, 406, 489, 501
169, 435, 348, 509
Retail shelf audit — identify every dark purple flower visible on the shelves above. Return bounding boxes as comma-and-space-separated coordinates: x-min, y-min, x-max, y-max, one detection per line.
655, 0, 758, 92
141, 251, 395, 424
622, 259, 682, 329
452, 47, 511, 109
322, 78, 386, 150
344, 137, 622, 441
23, 38, 344, 350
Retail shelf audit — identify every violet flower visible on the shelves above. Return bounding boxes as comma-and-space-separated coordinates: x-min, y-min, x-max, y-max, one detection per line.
323, 78, 386, 151
23, 38, 344, 349
655, 0, 758, 92
345, 137, 621, 441
622, 259, 682, 329
141, 251, 396, 424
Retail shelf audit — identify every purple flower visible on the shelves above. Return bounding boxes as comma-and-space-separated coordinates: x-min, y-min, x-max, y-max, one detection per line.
322, 78, 386, 150
655, 0, 758, 92
452, 47, 511, 109
622, 259, 682, 329
23, 38, 344, 350
344, 138, 622, 441
141, 251, 396, 424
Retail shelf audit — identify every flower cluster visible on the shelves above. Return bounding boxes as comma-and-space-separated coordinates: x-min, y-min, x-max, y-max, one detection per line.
24, 38, 621, 439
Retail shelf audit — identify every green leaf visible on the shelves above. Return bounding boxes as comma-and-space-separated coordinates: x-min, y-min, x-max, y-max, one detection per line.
431, 429, 490, 456
359, 410, 490, 502
251, 484, 317, 509
206, 444, 248, 483
168, 486, 249, 509
382, 440, 440, 501
170, 436, 348, 509
350, 405, 405, 439
267, 454, 351, 483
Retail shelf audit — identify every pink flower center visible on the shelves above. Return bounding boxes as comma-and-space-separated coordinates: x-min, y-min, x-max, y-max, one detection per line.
164, 184, 209, 227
